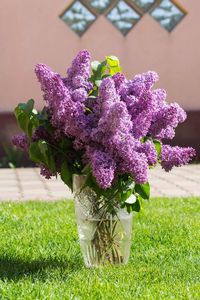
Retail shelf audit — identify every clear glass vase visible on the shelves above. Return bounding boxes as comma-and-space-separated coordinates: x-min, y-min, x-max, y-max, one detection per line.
73, 174, 133, 268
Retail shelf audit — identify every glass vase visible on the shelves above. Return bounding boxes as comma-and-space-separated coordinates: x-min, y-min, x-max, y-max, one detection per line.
73, 174, 133, 268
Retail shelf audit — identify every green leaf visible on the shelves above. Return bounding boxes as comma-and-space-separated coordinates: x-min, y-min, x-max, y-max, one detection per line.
122, 197, 141, 213
95, 79, 102, 87
58, 137, 72, 151
29, 142, 44, 164
140, 136, 149, 143
14, 99, 39, 139
91, 60, 100, 72
120, 176, 135, 191
96, 60, 107, 77
37, 107, 48, 121
106, 55, 122, 75
29, 141, 56, 173
106, 56, 120, 67
132, 198, 141, 212
90, 60, 107, 83
121, 189, 133, 202
82, 164, 91, 175
61, 162, 72, 190
153, 139, 162, 156
18, 99, 34, 115
16, 112, 29, 133
101, 74, 111, 79
135, 182, 150, 200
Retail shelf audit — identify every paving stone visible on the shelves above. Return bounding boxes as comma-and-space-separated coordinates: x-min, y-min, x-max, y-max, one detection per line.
0, 166, 200, 201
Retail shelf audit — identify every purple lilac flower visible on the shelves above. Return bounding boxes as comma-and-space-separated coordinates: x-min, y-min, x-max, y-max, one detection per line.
32, 126, 62, 143
98, 77, 120, 112
112, 72, 126, 93
12, 134, 29, 151
128, 75, 146, 98
120, 88, 156, 139
32, 126, 50, 142
35, 64, 58, 105
64, 50, 92, 92
39, 165, 54, 179
35, 63, 88, 139
173, 102, 187, 123
33, 51, 195, 188
88, 148, 116, 189
121, 87, 155, 123
117, 152, 148, 184
92, 101, 132, 141
155, 126, 175, 140
121, 71, 158, 100
107, 133, 148, 183
143, 71, 159, 90
149, 103, 187, 139
137, 140, 157, 165
161, 145, 196, 171
72, 88, 88, 102
152, 89, 167, 104
131, 111, 152, 139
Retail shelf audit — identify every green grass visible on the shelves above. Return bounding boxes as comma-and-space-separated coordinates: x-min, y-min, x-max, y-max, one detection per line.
0, 198, 199, 300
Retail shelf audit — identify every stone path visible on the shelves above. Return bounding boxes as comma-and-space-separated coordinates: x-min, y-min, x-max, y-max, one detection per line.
0, 165, 199, 201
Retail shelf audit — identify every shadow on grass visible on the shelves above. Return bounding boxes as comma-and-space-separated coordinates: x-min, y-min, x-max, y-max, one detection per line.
0, 256, 83, 281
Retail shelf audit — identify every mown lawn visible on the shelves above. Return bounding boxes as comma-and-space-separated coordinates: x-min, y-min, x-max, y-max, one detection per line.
0, 198, 199, 300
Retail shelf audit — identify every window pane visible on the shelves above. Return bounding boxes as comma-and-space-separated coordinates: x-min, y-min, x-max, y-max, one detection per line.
131, 0, 156, 12
107, 0, 141, 35
89, 0, 112, 13
60, 1, 96, 36
150, 0, 185, 31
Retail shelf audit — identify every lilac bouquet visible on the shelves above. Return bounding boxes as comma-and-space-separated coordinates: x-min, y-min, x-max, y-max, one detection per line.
13, 50, 195, 211
13, 50, 196, 266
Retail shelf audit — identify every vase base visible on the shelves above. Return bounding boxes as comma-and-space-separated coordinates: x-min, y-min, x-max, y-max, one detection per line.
80, 239, 131, 268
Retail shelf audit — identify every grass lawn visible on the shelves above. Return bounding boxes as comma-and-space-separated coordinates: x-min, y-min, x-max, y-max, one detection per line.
0, 198, 199, 300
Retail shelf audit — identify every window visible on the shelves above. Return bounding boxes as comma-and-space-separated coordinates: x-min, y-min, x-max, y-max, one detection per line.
106, 0, 141, 35
150, 0, 186, 32
60, 0, 187, 36
131, 0, 156, 12
89, 0, 113, 13
60, 1, 96, 36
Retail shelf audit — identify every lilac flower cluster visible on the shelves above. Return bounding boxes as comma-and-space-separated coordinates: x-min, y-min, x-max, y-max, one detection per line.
39, 164, 54, 179
161, 145, 196, 172
18, 50, 195, 188
12, 134, 29, 151
87, 149, 116, 189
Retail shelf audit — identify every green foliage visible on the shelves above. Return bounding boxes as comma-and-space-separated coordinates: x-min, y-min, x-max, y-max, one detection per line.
0, 143, 23, 168
81, 171, 116, 200
89, 55, 122, 95
14, 100, 79, 191
60, 162, 73, 191
135, 182, 150, 200
29, 141, 56, 173
14, 99, 39, 139
117, 176, 151, 213
79, 170, 149, 214
106, 55, 122, 75
130, 197, 141, 213
153, 139, 162, 156
0, 198, 199, 299
13, 64, 152, 215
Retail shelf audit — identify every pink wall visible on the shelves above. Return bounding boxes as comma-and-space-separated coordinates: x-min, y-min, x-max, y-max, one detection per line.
0, 0, 200, 111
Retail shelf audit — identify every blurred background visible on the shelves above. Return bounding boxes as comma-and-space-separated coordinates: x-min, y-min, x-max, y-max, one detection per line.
0, 0, 199, 167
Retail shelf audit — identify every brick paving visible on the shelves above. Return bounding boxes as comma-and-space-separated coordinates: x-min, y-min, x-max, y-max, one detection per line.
0, 165, 200, 201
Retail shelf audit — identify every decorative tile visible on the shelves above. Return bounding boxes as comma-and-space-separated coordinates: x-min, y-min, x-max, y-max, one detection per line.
106, 0, 141, 35
131, 0, 156, 12
150, 0, 186, 31
89, 0, 113, 13
60, 1, 96, 36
